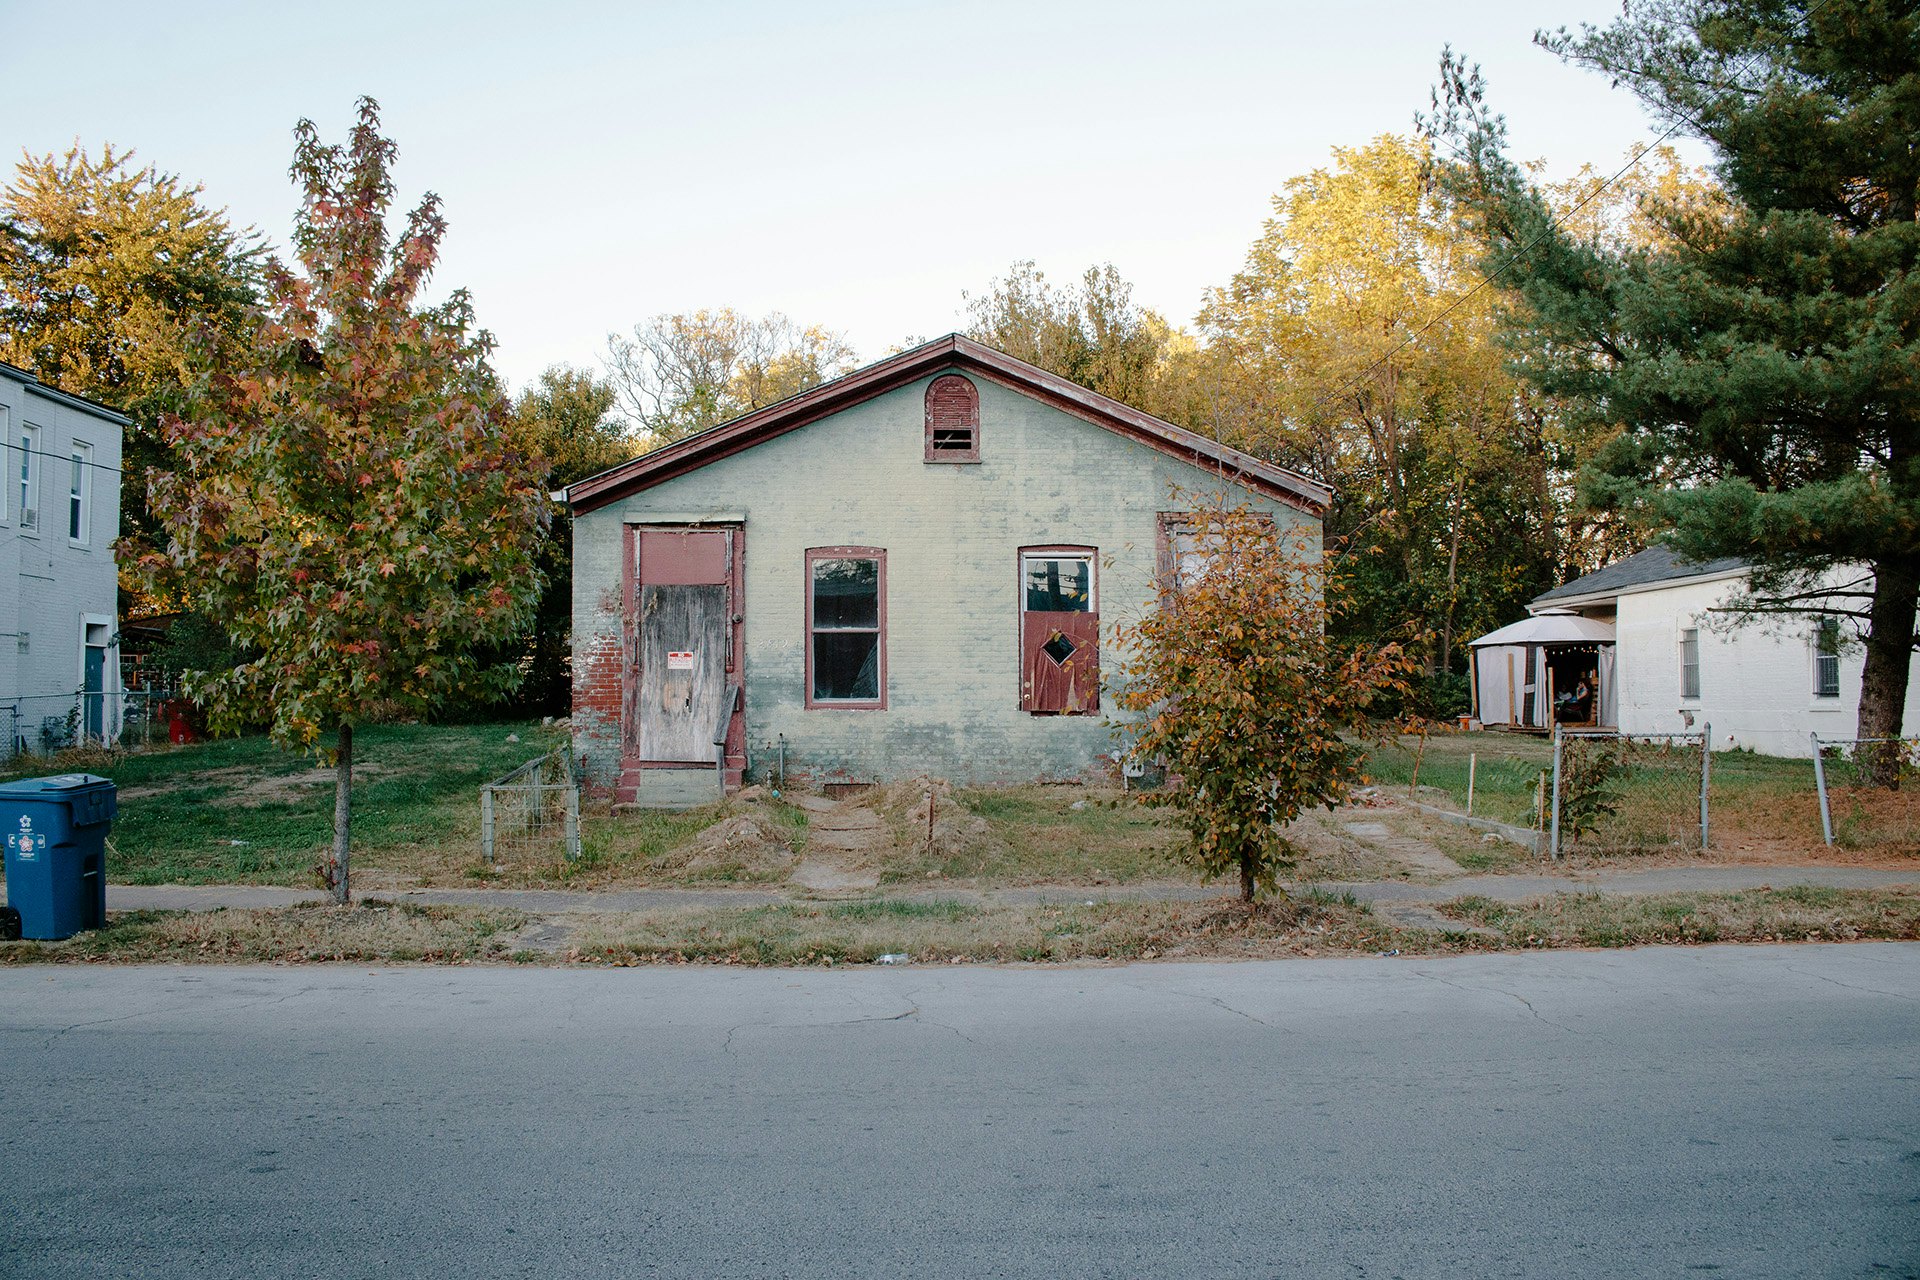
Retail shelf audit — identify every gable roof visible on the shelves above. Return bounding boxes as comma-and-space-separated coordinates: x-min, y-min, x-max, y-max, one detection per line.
1530, 545, 1749, 608
0, 359, 133, 427
565, 334, 1331, 516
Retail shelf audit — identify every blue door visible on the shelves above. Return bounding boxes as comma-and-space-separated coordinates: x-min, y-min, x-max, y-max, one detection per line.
83, 644, 105, 744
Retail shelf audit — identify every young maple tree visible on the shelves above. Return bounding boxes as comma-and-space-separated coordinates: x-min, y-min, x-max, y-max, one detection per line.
134, 99, 547, 902
1112, 497, 1414, 901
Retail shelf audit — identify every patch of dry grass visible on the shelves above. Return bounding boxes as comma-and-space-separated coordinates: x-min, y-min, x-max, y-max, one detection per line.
558, 893, 1390, 965
1439, 885, 1920, 948
874, 785, 1191, 887
0, 901, 529, 965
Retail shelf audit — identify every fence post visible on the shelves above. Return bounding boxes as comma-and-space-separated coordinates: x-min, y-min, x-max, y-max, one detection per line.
1698, 722, 1711, 850
564, 776, 581, 862
1467, 753, 1477, 817
1811, 731, 1834, 847
481, 786, 496, 863
1550, 724, 1564, 861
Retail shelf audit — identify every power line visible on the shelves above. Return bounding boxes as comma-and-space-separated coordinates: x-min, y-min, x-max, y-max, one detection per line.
0, 438, 127, 477
1303, 0, 1835, 423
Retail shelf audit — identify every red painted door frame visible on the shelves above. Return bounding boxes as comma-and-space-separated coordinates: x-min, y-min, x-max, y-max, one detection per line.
622, 523, 747, 781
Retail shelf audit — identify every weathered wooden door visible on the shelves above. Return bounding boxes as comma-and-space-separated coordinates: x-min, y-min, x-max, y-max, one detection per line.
639, 585, 726, 761
634, 528, 736, 764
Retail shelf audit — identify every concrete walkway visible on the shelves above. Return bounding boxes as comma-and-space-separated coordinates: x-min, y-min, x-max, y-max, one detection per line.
100, 863, 1920, 916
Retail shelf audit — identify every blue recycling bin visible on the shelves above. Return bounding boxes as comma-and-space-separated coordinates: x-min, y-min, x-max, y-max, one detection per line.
1, 773, 116, 940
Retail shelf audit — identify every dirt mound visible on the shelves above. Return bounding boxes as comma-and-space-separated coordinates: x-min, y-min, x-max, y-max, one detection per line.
681, 812, 798, 877
865, 777, 1004, 866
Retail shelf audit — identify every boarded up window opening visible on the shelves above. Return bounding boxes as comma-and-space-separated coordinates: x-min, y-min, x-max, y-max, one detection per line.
807, 548, 886, 708
1020, 548, 1098, 715
1155, 510, 1276, 597
925, 374, 980, 463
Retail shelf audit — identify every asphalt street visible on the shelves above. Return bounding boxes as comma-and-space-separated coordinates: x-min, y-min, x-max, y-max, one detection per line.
2, 944, 1917, 1279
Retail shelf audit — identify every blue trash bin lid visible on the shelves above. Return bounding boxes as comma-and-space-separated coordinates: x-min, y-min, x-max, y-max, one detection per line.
0, 773, 113, 795
0, 774, 117, 825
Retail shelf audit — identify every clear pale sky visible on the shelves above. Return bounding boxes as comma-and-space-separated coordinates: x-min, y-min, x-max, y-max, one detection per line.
4, 0, 1692, 392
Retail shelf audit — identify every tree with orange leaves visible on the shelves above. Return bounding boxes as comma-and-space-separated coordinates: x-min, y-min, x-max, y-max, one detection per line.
1112, 495, 1415, 901
133, 99, 547, 902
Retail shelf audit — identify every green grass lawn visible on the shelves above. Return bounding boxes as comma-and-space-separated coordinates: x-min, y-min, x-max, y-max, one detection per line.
1365, 732, 1831, 855
0, 720, 562, 885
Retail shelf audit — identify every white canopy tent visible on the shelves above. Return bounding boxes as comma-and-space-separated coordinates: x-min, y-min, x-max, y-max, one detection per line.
1469, 612, 1616, 729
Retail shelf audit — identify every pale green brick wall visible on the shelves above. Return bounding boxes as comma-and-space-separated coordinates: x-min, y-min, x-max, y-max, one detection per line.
572, 372, 1318, 786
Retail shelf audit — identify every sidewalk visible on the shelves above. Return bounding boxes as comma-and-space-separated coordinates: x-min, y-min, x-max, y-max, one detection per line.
102, 864, 1920, 916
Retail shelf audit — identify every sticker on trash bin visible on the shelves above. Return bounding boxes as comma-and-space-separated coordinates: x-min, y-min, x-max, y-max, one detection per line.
667, 651, 695, 670
6, 815, 47, 862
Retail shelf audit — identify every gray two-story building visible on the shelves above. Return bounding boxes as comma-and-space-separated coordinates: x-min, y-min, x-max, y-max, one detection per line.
0, 360, 126, 757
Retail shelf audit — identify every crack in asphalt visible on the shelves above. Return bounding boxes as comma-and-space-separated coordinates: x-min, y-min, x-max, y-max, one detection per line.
720, 1001, 933, 1057
38, 982, 325, 1050
1135, 981, 1279, 1029
1782, 965, 1918, 1004
1412, 968, 1585, 1036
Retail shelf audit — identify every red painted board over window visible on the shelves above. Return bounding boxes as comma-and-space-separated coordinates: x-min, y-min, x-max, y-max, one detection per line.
1019, 547, 1098, 714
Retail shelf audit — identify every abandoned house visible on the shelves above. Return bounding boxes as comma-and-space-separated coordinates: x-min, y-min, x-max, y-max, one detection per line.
564, 334, 1329, 805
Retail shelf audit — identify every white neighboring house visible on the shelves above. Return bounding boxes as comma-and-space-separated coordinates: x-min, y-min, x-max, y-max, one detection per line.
0, 360, 127, 757
1473, 545, 1920, 758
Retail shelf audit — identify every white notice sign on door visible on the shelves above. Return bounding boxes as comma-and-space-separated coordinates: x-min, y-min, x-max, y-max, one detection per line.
667, 651, 695, 670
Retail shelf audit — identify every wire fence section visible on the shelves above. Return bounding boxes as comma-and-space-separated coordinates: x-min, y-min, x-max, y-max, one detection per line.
1552, 728, 1709, 858
481, 747, 582, 866
1810, 734, 1920, 850
2, 688, 178, 760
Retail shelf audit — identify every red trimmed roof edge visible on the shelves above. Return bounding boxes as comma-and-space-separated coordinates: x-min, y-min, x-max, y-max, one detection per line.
564, 333, 1332, 516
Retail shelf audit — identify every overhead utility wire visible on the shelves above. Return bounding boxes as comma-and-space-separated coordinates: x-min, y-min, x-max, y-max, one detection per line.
1304, 0, 1834, 422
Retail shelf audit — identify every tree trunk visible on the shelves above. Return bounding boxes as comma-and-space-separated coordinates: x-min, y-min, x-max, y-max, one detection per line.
1440, 483, 1463, 674
1238, 851, 1255, 903
1854, 561, 1919, 788
330, 723, 354, 903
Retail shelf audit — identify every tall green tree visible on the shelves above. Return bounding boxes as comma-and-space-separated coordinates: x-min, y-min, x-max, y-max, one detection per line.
1432, 0, 1920, 777
509, 365, 633, 713
0, 145, 265, 574
1194, 136, 1556, 687
133, 99, 548, 901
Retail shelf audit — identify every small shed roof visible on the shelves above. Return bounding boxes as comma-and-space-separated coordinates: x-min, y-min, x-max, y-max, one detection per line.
1531, 545, 1747, 607
1469, 612, 1616, 648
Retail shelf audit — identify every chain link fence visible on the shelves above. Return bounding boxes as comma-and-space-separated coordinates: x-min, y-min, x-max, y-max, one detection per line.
1810, 734, 1920, 850
1551, 727, 1710, 858
1, 689, 178, 762
481, 747, 582, 865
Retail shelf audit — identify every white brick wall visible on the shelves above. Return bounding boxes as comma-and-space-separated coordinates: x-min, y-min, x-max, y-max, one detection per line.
1615, 571, 1920, 756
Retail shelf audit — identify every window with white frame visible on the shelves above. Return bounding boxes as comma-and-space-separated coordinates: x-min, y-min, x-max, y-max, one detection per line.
69, 440, 92, 545
0, 405, 8, 520
19, 422, 39, 531
1679, 627, 1701, 700
1813, 619, 1842, 699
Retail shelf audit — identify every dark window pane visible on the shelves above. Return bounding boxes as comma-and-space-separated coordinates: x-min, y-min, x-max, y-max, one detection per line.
814, 631, 879, 701
813, 558, 879, 628
1043, 631, 1078, 665
1025, 558, 1091, 612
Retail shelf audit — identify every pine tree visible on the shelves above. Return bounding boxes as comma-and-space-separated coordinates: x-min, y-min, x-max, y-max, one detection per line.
1432, 0, 1920, 780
